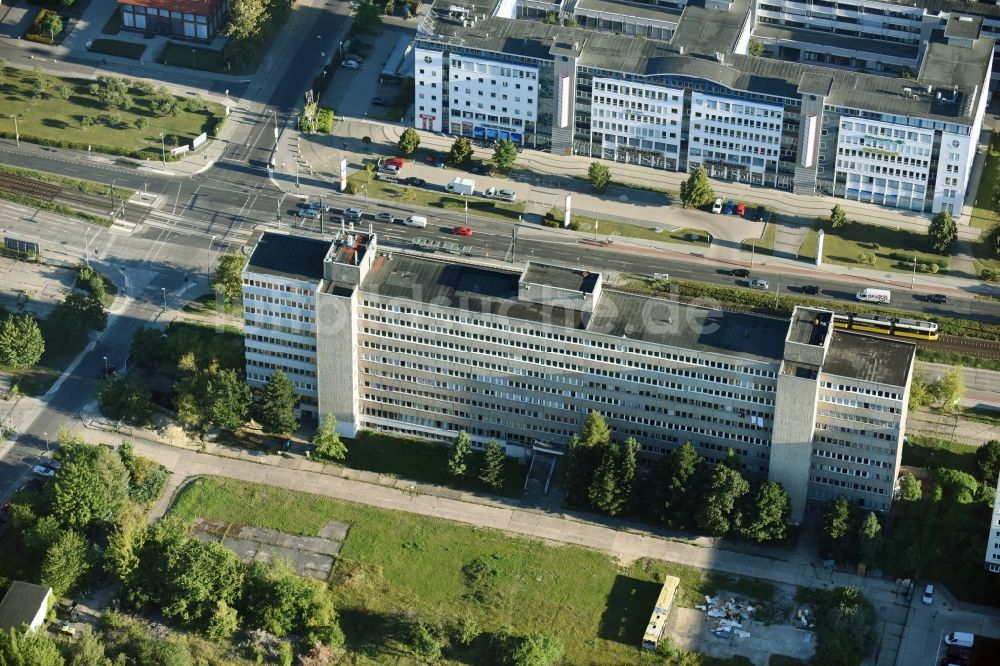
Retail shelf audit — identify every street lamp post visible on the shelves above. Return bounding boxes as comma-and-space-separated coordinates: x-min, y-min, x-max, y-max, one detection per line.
161, 287, 167, 310
84, 227, 90, 266
159, 133, 166, 171
295, 162, 300, 188
43, 432, 49, 454
103, 356, 108, 374
911, 256, 917, 289
10, 115, 18, 148
207, 235, 217, 281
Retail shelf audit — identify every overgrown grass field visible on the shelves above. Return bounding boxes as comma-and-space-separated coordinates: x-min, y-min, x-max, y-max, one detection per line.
170, 476, 777, 665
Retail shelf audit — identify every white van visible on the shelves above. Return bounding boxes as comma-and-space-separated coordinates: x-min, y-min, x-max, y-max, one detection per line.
856, 288, 891, 304
943, 632, 974, 648
403, 215, 427, 228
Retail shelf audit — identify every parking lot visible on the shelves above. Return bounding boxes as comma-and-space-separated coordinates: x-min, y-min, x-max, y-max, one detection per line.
331, 25, 413, 120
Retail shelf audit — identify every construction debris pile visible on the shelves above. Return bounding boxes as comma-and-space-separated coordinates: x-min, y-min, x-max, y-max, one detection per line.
696, 595, 755, 639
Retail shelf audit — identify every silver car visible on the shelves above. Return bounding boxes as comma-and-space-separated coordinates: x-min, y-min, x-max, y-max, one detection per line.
750, 279, 769, 290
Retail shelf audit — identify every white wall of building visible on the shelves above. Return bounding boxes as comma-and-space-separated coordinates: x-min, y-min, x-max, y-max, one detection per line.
987, 472, 1000, 572
834, 117, 933, 212
591, 78, 685, 163
414, 48, 445, 132
446, 55, 539, 138
688, 92, 783, 177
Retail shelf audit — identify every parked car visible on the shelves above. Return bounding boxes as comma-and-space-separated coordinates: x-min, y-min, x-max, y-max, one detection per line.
384, 157, 405, 169
403, 177, 426, 187
342, 207, 363, 222
922, 584, 934, 605
483, 186, 516, 202
374, 212, 394, 224
371, 96, 390, 107
926, 293, 948, 304
341, 60, 359, 70
754, 205, 768, 221
723, 200, 735, 215
801, 284, 820, 295
735, 203, 746, 217
749, 279, 769, 290
732, 269, 750, 278
379, 164, 400, 175
711, 198, 724, 214
32, 465, 55, 478
452, 226, 473, 237
344, 53, 362, 63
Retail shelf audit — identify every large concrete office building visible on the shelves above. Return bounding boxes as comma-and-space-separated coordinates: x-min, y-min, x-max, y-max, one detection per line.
987, 472, 1000, 573
413, 0, 993, 218
243, 231, 915, 520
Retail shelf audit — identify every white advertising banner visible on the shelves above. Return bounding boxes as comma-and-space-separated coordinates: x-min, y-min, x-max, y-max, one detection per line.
564, 194, 572, 228
339, 157, 347, 192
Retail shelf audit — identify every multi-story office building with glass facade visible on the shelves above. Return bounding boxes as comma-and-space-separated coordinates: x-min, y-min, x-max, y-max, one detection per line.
243, 231, 915, 521
413, 0, 992, 218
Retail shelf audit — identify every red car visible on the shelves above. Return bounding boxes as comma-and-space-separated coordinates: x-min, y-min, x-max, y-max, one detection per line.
735, 203, 746, 217
384, 157, 405, 169
452, 226, 473, 237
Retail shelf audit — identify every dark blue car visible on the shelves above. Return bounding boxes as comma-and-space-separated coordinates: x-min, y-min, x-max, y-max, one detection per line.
723, 200, 735, 215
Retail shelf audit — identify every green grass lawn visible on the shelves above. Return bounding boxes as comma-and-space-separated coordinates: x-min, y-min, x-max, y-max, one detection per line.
88, 39, 146, 60
169, 476, 778, 665
182, 292, 238, 317
971, 226, 1000, 277
901, 434, 978, 473
341, 431, 527, 498
797, 229, 818, 262
742, 220, 777, 255
819, 220, 951, 274
970, 137, 1000, 230
348, 173, 525, 223
0, 65, 225, 159
543, 208, 711, 247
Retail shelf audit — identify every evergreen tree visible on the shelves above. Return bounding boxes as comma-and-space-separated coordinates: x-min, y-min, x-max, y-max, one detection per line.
208, 368, 252, 432
616, 437, 639, 513
657, 442, 702, 528
829, 204, 848, 229
588, 441, 622, 515
260, 369, 298, 437
679, 166, 714, 208
927, 209, 957, 253
739, 481, 791, 543
313, 414, 347, 461
695, 464, 750, 536
447, 431, 472, 478
975, 440, 1000, 485
479, 439, 505, 489
587, 161, 611, 192
898, 473, 922, 502
857, 511, 882, 566
563, 411, 612, 507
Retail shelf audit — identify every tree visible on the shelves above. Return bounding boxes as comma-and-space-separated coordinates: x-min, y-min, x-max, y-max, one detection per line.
580, 410, 611, 447
935, 367, 965, 412
588, 441, 622, 515
130, 326, 166, 369
50, 434, 130, 529
260, 370, 298, 437
158, 538, 246, 629
562, 411, 611, 506
41, 529, 92, 597
225, 0, 268, 41
105, 506, 149, 583
857, 511, 882, 566
0, 627, 64, 666
829, 204, 848, 229
822, 495, 852, 543
740, 481, 791, 543
313, 414, 347, 461
747, 39, 765, 57
447, 136, 473, 167
90, 75, 132, 111
928, 209, 957, 253
208, 368, 252, 432
239, 560, 341, 640
0, 314, 45, 368
587, 161, 611, 193
66, 628, 113, 666
678, 166, 714, 209
52, 292, 107, 334
398, 127, 421, 155
207, 600, 241, 639
976, 440, 1000, 485
41, 11, 63, 43
509, 632, 563, 666
813, 587, 877, 664
352, 0, 383, 34
617, 437, 639, 513
937, 468, 979, 504
492, 138, 518, 171
479, 439, 505, 489
908, 364, 936, 411
695, 464, 750, 536
211, 254, 248, 305
96, 377, 154, 425
447, 431, 472, 478
655, 442, 703, 528
898, 473, 922, 502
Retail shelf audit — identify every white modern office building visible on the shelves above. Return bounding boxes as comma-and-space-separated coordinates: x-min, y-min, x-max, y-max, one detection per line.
987, 472, 1000, 573
413, 0, 993, 218
243, 231, 915, 521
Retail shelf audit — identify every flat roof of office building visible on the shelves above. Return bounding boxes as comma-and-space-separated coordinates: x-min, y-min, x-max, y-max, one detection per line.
753, 24, 919, 60
421, 13, 991, 123
246, 233, 331, 283
824, 331, 914, 387
522, 262, 599, 292
576, 0, 682, 23
787, 308, 833, 346
670, 0, 751, 55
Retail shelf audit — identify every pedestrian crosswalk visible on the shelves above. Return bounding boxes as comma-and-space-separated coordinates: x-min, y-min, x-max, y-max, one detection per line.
140, 210, 256, 248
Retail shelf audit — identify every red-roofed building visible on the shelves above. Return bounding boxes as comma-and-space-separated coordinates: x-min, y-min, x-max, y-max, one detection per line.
118, 0, 230, 42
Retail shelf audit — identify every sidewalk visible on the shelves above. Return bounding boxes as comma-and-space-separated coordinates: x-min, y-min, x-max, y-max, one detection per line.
289, 118, 1000, 299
